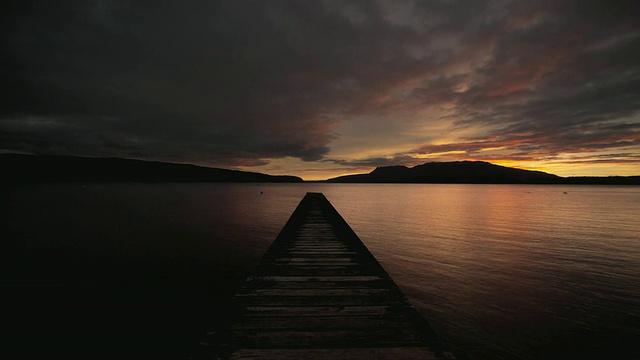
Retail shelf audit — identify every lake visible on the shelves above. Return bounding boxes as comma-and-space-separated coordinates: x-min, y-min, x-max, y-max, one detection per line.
2, 183, 639, 359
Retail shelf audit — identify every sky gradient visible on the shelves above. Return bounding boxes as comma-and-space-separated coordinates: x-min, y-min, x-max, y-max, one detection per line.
2, 0, 639, 180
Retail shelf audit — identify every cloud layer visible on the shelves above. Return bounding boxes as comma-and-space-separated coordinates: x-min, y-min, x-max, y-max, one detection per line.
2, 0, 639, 178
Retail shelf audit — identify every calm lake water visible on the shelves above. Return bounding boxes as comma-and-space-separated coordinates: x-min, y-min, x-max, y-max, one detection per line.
2, 183, 639, 359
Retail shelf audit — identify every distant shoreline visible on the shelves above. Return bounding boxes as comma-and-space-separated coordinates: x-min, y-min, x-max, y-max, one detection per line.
0, 154, 303, 183
1, 154, 638, 185
326, 161, 640, 185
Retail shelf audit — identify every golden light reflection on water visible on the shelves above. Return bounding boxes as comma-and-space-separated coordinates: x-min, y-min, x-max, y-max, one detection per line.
4, 183, 638, 359
313, 184, 640, 359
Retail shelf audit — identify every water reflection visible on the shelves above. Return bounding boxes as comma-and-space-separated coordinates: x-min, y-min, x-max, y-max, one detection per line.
2, 183, 639, 359
322, 184, 640, 359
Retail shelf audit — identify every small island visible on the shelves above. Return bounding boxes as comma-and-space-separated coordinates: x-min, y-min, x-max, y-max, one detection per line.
327, 161, 640, 185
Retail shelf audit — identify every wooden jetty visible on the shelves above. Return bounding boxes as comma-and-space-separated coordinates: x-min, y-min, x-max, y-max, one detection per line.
198, 192, 453, 359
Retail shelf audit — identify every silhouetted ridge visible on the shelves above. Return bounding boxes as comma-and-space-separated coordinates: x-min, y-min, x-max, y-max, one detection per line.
329, 161, 558, 184
370, 165, 411, 176
328, 161, 639, 184
0, 154, 303, 183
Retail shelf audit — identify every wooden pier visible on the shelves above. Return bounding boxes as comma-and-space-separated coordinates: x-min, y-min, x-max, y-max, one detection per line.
199, 192, 453, 359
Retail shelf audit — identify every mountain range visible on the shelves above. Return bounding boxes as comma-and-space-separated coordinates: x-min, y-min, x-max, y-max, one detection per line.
0, 154, 302, 183
2, 155, 638, 185
328, 161, 640, 185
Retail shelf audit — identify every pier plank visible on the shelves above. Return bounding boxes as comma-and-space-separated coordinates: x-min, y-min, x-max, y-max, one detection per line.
198, 193, 453, 359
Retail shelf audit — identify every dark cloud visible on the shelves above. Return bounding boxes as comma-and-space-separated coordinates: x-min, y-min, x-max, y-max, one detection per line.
1, 1, 638, 174
328, 154, 422, 168
1, 1, 347, 165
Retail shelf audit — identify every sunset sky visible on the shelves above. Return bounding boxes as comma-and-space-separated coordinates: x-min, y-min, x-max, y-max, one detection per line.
2, 0, 639, 180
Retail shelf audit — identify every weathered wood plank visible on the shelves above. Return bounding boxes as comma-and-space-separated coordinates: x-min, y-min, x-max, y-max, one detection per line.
233, 295, 406, 307
239, 305, 413, 317
229, 347, 441, 360
254, 266, 376, 276
246, 275, 385, 282
276, 252, 360, 256
228, 329, 428, 347
243, 280, 394, 290
236, 288, 400, 297
232, 315, 418, 330
273, 261, 358, 266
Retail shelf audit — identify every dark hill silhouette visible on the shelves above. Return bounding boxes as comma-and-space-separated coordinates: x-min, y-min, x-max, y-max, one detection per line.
0, 154, 303, 183
327, 161, 640, 185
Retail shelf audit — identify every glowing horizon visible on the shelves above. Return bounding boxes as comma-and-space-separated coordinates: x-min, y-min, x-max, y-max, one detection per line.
2, 1, 638, 180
